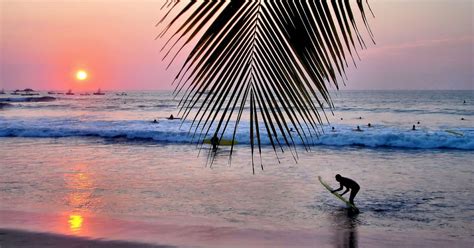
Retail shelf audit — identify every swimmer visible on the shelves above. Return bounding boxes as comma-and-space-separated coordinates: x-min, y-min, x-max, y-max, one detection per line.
417, 121, 420, 125
461, 117, 465, 121
368, 123, 372, 127
331, 126, 335, 132
152, 119, 158, 124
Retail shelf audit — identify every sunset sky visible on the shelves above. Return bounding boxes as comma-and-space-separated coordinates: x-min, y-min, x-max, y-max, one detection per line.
1, 0, 472, 91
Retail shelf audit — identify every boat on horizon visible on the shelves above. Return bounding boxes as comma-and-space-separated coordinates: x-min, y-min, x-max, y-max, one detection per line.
93, 89, 105, 95
66, 90, 75, 95
47, 91, 56, 95
0, 89, 5, 94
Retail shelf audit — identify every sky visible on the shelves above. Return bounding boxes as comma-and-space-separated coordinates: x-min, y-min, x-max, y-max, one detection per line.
0, 0, 472, 91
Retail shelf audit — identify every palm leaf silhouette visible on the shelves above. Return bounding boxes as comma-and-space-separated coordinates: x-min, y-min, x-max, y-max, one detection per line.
157, 0, 374, 172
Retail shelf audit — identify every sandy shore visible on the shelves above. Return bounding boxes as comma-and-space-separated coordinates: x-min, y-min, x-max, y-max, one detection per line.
0, 229, 174, 248
0, 210, 472, 248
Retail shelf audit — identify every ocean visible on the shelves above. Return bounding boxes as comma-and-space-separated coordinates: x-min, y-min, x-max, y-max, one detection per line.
0, 90, 473, 247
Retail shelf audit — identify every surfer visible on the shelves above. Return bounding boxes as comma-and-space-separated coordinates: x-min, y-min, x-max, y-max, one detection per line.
152, 119, 158, 124
331, 126, 335, 132
168, 114, 174, 120
355, 126, 362, 132
412, 125, 416, 130
367, 123, 372, 127
210, 133, 219, 150
331, 174, 360, 205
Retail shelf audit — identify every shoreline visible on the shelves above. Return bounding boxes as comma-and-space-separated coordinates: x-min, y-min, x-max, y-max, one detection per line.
0, 229, 173, 248
0, 210, 472, 248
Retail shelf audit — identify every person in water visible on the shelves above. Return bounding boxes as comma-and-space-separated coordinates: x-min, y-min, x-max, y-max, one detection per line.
331, 174, 360, 205
356, 126, 362, 131
412, 124, 416, 130
152, 119, 158, 123
168, 114, 174, 120
367, 123, 372, 127
210, 133, 219, 150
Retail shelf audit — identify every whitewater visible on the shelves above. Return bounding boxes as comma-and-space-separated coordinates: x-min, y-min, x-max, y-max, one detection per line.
1, 90, 472, 150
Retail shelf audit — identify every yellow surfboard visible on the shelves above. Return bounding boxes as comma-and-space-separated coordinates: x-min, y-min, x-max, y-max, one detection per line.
203, 138, 238, 146
319, 176, 359, 212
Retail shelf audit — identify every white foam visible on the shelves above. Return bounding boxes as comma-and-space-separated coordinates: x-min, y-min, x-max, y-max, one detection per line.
0, 117, 472, 150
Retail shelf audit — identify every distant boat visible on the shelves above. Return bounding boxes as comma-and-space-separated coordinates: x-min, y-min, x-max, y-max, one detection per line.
93, 89, 105, 95
21, 92, 39, 96
47, 91, 56, 95
0, 89, 5, 94
66, 90, 75, 95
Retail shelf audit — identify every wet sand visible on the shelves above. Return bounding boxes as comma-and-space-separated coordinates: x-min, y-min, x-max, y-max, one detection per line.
0, 229, 173, 248
0, 210, 472, 248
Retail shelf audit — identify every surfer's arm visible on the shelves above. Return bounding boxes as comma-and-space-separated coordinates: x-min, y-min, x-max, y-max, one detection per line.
331, 184, 343, 193
340, 188, 350, 196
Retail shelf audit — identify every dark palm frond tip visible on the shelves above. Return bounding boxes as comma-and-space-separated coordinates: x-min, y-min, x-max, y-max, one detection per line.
157, 0, 375, 172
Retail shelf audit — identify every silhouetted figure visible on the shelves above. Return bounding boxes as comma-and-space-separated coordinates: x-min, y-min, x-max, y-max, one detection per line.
331, 174, 360, 205
461, 117, 465, 121
332, 126, 335, 132
367, 123, 371, 127
168, 114, 174, 120
210, 133, 219, 150
358, 117, 362, 119
356, 126, 361, 131
412, 125, 416, 130
340, 117, 343, 120
290, 128, 295, 132
152, 119, 158, 123
417, 121, 420, 124
463, 100, 466, 104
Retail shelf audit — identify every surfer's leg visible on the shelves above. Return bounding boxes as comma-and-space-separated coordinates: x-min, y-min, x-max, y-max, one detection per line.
349, 187, 359, 205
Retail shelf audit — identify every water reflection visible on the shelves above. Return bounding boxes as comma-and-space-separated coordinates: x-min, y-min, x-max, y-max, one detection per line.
331, 210, 359, 248
63, 163, 95, 235
68, 214, 84, 233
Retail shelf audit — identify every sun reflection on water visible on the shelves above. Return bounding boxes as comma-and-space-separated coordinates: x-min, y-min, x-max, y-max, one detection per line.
62, 163, 96, 235
68, 214, 84, 233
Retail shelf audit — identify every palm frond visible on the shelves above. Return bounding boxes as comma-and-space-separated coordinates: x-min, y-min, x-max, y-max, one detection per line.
157, 0, 374, 171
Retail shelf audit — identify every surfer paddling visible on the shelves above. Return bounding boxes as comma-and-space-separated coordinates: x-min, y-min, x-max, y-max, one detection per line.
331, 174, 360, 205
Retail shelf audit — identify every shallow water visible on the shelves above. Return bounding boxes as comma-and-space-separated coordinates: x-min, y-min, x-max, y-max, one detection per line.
1, 137, 473, 240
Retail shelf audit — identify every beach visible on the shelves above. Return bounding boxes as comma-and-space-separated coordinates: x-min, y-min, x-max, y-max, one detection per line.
1, 90, 473, 247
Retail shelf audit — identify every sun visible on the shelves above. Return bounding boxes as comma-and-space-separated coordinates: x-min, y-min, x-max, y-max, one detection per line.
76, 70, 88, 81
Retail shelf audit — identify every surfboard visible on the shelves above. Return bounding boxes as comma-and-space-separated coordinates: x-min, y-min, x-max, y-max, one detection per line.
203, 138, 238, 146
318, 176, 358, 211
445, 130, 464, 137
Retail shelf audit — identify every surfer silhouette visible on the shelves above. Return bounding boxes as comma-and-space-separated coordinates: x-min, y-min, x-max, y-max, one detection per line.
331, 174, 360, 205
210, 133, 219, 150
